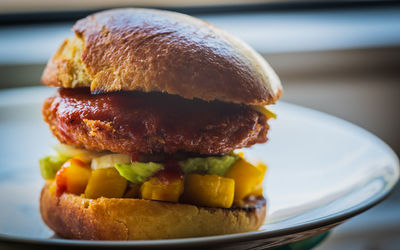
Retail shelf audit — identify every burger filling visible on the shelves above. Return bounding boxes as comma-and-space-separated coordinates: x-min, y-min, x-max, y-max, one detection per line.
40, 88, 275, 209
39, 144, 267, 208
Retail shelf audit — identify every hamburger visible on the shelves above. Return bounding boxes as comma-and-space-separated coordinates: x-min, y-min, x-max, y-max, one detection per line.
38, 8, 282, 240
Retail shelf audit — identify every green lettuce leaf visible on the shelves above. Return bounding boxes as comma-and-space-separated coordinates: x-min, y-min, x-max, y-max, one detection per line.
39, 154, 69, 180
115, 162, 164, 184
179, 154, 239, 176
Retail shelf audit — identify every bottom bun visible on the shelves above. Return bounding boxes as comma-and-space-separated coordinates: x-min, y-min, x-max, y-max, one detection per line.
40, 182, 266, 240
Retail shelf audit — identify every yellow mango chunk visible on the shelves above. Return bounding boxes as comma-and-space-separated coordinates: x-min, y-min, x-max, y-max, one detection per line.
141, 176, 184, 202
48, 181, 57, 195
182, 174, 234, 208
250, 184, 263, 196
55, 158, 91, 196
255, 162, 267, 185
225, 159, 266, 204
84, 168, 127, 199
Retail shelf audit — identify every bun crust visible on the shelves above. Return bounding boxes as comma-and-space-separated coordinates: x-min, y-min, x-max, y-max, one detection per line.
40, 182, 266, 240
41, 8, 282, 105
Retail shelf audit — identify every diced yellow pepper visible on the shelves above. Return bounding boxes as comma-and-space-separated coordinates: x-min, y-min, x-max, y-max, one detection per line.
225, 159, 266, 204
56, 158, 91, 196
182, 174, 234, 208
141, 176, 184, 202
84, 168, 127, 199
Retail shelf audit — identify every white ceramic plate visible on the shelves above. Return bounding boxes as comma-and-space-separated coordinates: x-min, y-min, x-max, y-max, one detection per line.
0, 87, 398, 249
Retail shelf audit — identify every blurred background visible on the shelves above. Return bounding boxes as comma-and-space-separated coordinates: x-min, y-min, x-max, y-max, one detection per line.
0, 0, 399, 249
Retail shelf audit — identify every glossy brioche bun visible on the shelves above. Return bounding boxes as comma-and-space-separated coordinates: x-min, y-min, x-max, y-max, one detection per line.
40, 182, 266, 240
41, 8, 282, 105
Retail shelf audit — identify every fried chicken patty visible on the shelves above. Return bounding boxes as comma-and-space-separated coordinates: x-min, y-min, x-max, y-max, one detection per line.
43, 88, 269, 155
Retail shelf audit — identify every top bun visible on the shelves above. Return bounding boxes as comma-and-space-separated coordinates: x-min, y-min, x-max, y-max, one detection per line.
42, 8, 282, 105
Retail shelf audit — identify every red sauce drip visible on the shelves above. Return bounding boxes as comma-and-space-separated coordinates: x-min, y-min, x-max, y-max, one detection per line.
130, 152, 140, 162
55, 166, 68, 197
156, 159, 183, 183
55, 184, 66, 197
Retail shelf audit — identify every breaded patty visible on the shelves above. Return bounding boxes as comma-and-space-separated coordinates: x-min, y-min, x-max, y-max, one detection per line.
43, 88, 269, 155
